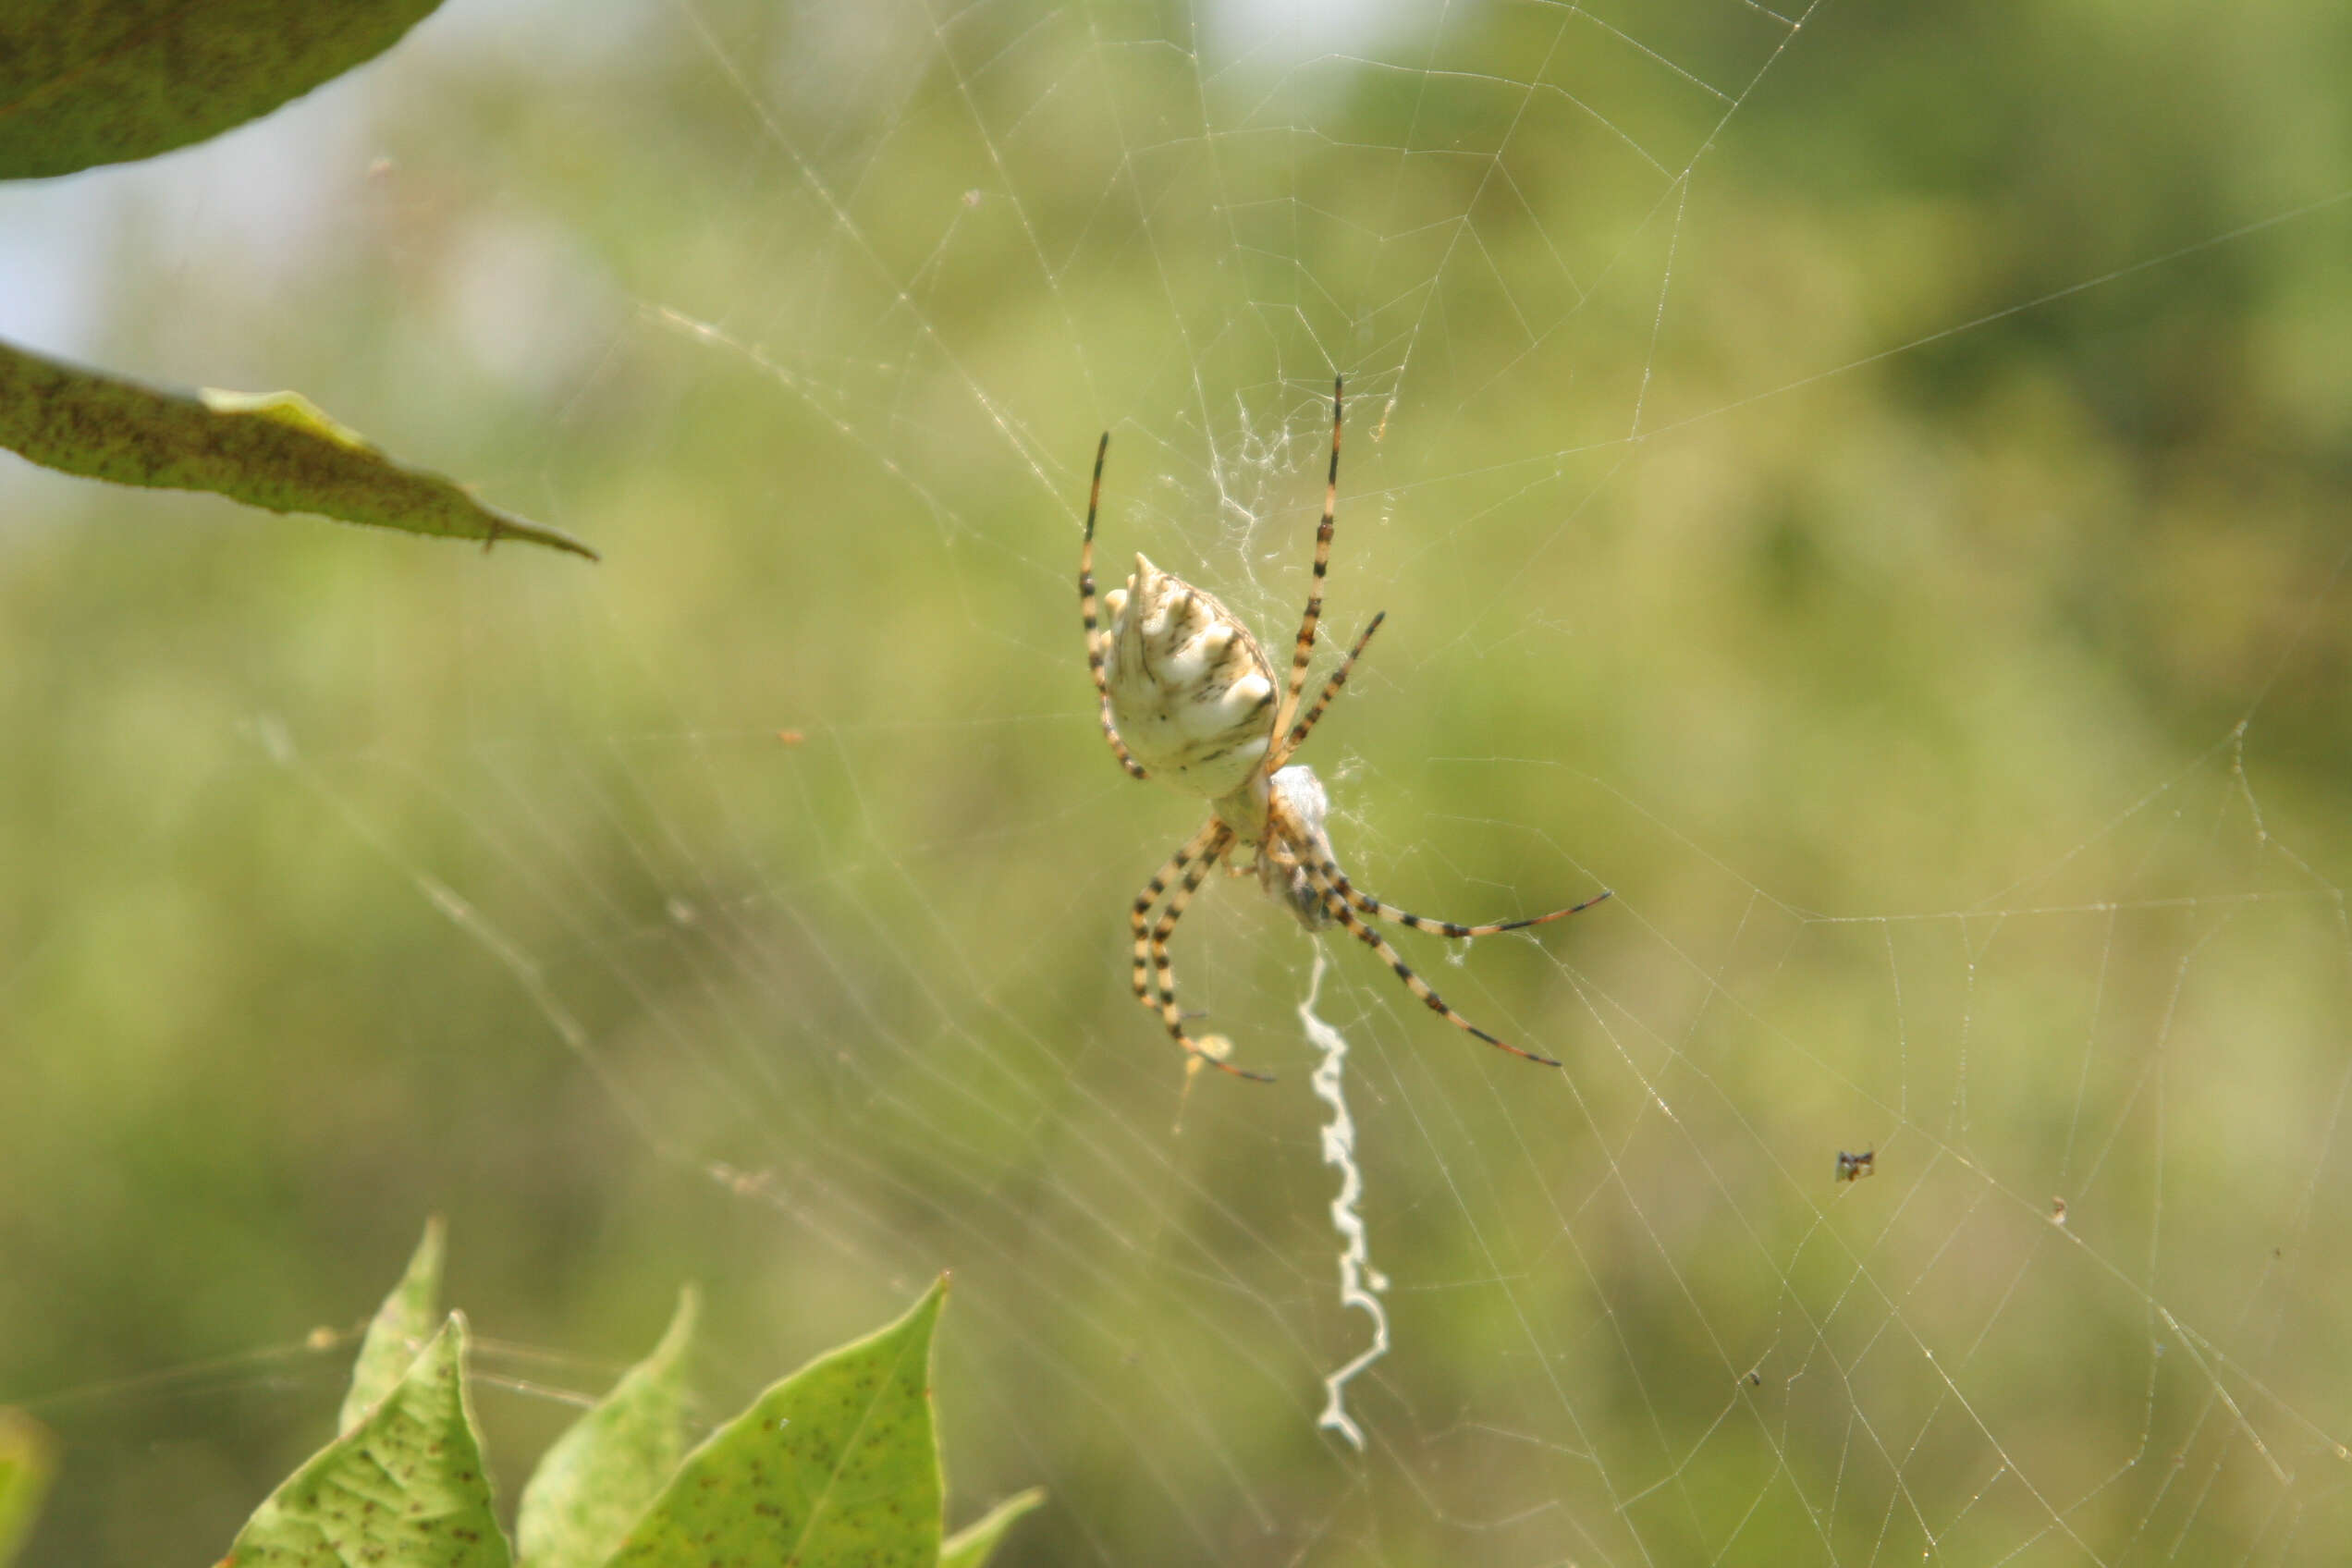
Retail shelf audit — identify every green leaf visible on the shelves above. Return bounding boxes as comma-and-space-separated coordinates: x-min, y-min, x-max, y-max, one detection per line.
340, 1216, 447, 1435
0, 1, 443, 180
0, 340, 598, 560
939, 1488, 1046, 1568
0, 1411, 56, 1568
611, 1278, 948, 1568
516, 1286, 699, 1568
226, 1314, 508, 1568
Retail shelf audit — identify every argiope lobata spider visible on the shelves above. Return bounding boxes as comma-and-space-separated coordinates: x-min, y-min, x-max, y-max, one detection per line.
1079, 376, 1611, 1081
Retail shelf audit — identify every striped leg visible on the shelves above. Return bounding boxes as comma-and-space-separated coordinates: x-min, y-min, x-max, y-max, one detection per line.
1270, 377, 1345, 742
1129, 821, 1271, 1082
1081, 432, 1147, 780
1271, 611, 1382, 769
1315, 852, 1612, 938
1131, 820, 1222, 1013
1296, 851, 1563, 1067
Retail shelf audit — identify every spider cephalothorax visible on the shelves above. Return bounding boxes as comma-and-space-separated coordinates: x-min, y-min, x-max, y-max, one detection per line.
1079, 377, 1609, 1081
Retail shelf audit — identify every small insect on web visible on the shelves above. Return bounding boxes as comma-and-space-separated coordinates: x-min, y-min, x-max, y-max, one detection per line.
1078, 377, 1611, 1081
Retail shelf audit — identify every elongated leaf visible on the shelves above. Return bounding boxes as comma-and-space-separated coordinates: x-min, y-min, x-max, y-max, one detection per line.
225, 1315, 508, 1568
939, 1488, 1046, 1568
612, 1279, 948, 1568
0, 340, 597, 559
516, 1286, 699, 1568
0, 2, 442, 180
341, 1216, 447, 1434
0, 1410, 55, 1568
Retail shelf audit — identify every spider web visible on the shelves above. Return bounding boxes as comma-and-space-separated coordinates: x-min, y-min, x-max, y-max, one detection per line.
7, 0, 2352, 1563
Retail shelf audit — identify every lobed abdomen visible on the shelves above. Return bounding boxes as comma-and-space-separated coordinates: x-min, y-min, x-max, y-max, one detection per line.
1103, 553, 1278, 800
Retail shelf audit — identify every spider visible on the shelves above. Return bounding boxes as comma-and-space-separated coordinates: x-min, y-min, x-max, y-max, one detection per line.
1078, 376, 1610, 1081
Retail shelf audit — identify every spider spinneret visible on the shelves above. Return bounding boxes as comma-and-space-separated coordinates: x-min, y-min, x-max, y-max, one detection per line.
1079, 376, 1609, 1081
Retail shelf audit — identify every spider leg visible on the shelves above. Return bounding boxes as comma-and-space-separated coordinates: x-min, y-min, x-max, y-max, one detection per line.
1129, 820, 1273, 1082
1296, 850, 1563, 1068
1317, 854, 1612, 938
1080, 432, 1148, 781
1131, 819, 1223, 1016
1270, 610, 1382, 769
1148, 828, 1279, 1082
1270, 376, 1345, 743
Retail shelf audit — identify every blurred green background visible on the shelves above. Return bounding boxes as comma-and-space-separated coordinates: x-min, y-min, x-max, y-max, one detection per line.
5, 0, 2350, 1562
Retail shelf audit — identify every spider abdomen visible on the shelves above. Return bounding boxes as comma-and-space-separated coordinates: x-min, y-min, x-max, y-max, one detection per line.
1102, 553, 1278, 798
